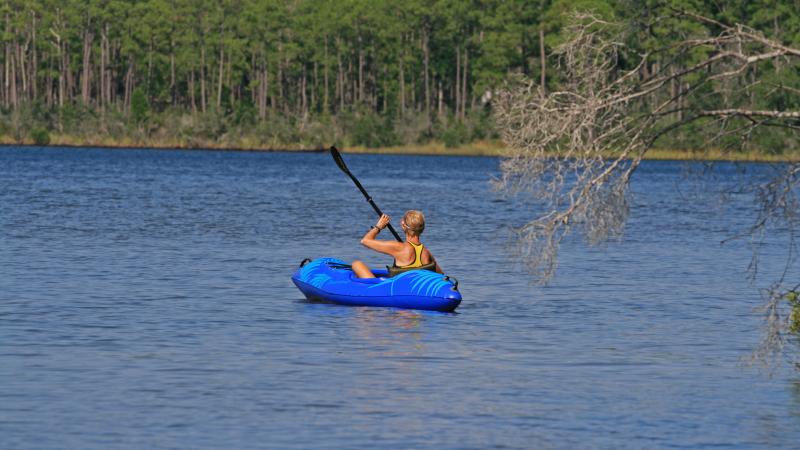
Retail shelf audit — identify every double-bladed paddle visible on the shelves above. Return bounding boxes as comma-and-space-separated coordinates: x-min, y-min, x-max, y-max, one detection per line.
330, 146, 403, 242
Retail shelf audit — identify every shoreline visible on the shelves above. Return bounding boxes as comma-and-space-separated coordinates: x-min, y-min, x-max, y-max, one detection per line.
1, 137, 797, 162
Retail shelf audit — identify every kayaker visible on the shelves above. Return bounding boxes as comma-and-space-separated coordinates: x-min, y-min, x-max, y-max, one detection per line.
352, 210, 443, 278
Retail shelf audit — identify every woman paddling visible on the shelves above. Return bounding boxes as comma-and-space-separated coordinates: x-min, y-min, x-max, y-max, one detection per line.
352, 210, 443, 278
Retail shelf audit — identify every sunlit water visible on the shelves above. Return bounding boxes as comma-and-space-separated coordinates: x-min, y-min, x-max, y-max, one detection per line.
1, 147, 799, 449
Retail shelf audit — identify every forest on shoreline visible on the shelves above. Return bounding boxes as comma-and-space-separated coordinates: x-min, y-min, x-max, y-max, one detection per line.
0, 0, 797, 157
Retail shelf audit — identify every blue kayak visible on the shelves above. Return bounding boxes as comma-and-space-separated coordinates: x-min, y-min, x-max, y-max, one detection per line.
292, 257, 462, 312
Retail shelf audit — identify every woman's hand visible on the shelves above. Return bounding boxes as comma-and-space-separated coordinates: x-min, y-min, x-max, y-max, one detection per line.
361, 213, 403, 255
375, 214, 391, 230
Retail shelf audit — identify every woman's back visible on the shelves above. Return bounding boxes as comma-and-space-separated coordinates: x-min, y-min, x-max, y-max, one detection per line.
351, 210, 443, 278
395, 241, 432, 268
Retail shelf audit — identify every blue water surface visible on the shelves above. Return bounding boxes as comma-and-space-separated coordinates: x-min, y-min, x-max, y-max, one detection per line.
1, 147, 799, 449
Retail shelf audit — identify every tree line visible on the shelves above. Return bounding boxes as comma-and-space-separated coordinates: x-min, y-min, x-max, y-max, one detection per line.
0, 0, 543, 143
0, 0, 797, 149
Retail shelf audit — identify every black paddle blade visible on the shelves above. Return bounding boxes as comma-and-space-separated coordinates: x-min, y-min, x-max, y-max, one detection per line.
330, 146, 350, 174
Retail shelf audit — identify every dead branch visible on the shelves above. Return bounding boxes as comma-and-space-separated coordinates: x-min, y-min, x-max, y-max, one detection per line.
494, 11, 800, 369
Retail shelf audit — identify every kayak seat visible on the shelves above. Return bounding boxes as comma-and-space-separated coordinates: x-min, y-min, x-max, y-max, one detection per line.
387, 262, 437, 278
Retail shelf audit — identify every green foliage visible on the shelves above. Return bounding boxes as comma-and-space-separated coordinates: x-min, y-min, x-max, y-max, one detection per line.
440, 120, 469, 148
53, 104, 100, 139
193, 110, 228, 141
541, 0, 617, 47
0, 0, 795, 153
393, 113, 431, 145
254, 115, 299, 147
349, 111, 398, 148
467, 108, 496, 140
30, 127, 50, 145
233, 101, 257, 127
131, 87, 149, 124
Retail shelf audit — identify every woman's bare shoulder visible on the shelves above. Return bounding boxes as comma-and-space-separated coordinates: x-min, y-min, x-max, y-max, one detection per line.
421, 246, 434, 263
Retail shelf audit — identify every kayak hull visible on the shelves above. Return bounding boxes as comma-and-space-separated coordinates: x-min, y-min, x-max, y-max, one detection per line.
291, 257, 462, 312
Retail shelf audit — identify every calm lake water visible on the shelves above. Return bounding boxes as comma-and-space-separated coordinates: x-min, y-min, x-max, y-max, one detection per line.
1, 147, 799, 449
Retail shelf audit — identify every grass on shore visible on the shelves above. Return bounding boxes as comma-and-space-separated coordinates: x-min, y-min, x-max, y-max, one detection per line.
641, 147, 799, 162
342, 144, 800, 161
2, 134, 797, 162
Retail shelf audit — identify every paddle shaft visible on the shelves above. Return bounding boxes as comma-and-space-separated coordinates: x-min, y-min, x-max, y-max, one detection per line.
330, 146, 403, 242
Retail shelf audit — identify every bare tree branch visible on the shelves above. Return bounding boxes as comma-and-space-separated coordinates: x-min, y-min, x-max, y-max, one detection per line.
493, 11, 800, 369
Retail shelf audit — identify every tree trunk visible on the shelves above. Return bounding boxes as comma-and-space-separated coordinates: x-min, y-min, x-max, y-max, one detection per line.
399, 49, 405, 116
82, 29, 94, 105
337, 42, 344, 111
170, 37, 176, 106
66, 51, 74, 102
108, 29, 114, 107
302, 65, 308, 116
258, 62, 267, 120
423, 31, 430, 123
4, 14, 10, 108
58, 36, 65, 107
358, 34, 364, 104
103, 24, 110, 107
0, 58, 4, 107
437, 79, 443, 117
323, 34, 329, 113
250, 51, 256, 105
539, 28, 546, 94
226, 55, 232, 107
312, 60, 317, 112
31, 13, 37, 101
382, 77, 387, 113
9, 44, 17, 108
200, 44, 207, 112
46, 51, 52, 107
124, 56, 134, 110
263, 63, 269, 113
349, 58, 354, 106
277, 50, 284, 114
410, 65, 416, 112
372, 71, 377, 112
300, 67, 307, 116
670, 66, 677, 121
456, 46, 461, 118
17, 41, 26, 102
189, 69, 196, 113
217, 24, 224, 109
269, 61, 276, 111
100, 25, 106, 110
461, 45, 468, 119
109, 41, 116, 106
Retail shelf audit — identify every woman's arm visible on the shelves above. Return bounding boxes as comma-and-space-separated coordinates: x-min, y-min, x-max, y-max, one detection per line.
360, 214, 403, 256
429, 254, 444, 274
422, 248, 444, 274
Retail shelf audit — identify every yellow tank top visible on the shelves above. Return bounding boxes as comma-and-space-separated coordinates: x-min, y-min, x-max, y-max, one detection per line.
398, 242, 424, 269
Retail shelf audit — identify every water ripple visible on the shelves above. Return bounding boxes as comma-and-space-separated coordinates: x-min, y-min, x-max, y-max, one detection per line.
0, 148, 798, 449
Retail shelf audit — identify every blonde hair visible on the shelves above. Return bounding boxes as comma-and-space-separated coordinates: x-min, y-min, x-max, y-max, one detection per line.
402, 210, 425, 236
